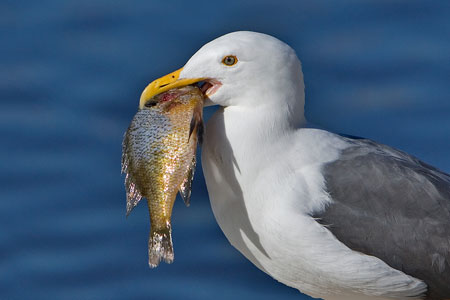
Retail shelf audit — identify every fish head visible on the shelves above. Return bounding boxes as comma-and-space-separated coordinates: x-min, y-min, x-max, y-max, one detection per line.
143, 85, 203, 113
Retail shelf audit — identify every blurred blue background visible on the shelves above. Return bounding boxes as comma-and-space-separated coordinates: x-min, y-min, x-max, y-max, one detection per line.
1, 1, 449, 299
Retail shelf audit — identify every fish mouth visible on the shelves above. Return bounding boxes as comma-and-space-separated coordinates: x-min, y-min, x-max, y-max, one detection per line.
198, 79, 222, 98
139, 67, 222, 108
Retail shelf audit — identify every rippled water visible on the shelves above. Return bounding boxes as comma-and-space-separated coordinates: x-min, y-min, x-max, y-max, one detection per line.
1, 1, 449, 299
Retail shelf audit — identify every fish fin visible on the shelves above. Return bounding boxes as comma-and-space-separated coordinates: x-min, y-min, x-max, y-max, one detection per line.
188, 117, 196, 140
122, 136, 143, 217
179, 157, 196, 207
148, 224, 174, 268
197, 120, 204, 145
188, 106, 204, 145
125, 175, 143, 217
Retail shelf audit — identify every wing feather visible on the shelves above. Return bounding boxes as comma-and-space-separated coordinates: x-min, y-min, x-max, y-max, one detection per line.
315, 138, 450, 300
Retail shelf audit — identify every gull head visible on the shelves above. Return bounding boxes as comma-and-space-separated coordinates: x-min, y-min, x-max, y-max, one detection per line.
140, 31, 305, 117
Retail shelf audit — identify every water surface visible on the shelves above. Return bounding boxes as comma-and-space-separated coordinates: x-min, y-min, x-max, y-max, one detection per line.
1, 1, 449, 299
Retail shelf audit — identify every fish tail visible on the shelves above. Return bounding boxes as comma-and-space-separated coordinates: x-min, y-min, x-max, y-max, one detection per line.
148, 223, 174, 268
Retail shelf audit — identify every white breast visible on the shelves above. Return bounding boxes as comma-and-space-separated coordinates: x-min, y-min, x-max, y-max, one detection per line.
201, 108, 426, 300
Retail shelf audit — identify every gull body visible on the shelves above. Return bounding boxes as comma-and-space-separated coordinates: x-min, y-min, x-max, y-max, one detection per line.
140, 31, 450, 300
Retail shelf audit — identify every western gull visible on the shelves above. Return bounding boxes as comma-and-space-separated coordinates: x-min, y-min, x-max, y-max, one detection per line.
139, 31, 450, 300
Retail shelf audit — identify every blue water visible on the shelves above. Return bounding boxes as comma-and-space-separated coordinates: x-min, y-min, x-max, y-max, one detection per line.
1, 1, 449, 299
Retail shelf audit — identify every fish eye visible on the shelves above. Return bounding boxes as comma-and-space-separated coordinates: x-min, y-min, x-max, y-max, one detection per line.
144, 100, 158, 108
222, 55, 237, 66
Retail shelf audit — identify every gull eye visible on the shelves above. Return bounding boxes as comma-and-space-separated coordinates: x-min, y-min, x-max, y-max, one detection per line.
222, 55, 237, 66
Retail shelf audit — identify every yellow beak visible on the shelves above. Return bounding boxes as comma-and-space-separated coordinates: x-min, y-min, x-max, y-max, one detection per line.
139, 68, 205, 109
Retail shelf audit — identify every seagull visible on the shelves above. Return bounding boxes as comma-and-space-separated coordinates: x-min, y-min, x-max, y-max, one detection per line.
139, 31, 450, 300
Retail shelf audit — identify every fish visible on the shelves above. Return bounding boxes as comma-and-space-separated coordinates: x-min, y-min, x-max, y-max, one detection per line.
121, 85, 204, 268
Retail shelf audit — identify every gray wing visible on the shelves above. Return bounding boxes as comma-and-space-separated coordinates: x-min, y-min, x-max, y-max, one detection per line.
314, 138, 450, 300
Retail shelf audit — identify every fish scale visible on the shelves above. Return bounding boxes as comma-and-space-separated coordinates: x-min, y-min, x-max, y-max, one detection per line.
122, 86, 204, 267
